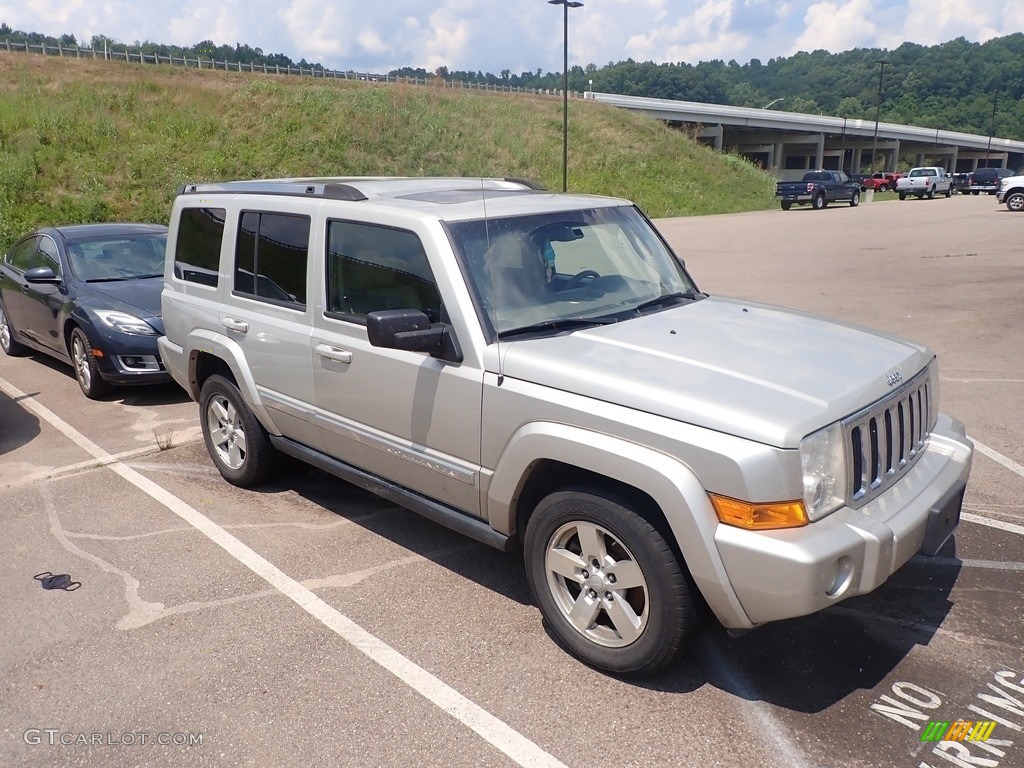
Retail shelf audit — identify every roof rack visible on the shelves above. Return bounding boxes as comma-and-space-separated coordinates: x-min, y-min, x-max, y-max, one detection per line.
176, 181, 368, 201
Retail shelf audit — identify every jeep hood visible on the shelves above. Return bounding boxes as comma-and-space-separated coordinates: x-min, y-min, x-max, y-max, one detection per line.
497, 296, 934, 448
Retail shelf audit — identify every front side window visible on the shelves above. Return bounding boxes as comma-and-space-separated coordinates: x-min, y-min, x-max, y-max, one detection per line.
446, 205, 700, 337
174, 207, 226, 287
37, 237, 62, 278
234, 212, 309, 307
325, 220, 440, 322
7, 237, 39, 271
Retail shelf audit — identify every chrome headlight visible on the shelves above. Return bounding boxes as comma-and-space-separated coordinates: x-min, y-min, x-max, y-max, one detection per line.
799, 422, 847, 519
94, 310, 159, 336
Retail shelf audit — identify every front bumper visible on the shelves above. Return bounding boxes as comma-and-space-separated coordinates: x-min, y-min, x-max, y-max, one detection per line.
712, 413, 972, 627
91, 328, 171, 386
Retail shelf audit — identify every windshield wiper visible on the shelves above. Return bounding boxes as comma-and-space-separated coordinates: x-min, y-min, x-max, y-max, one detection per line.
498, 316, 618, 340
634, 291, 703, 314
86, 274, 160, 282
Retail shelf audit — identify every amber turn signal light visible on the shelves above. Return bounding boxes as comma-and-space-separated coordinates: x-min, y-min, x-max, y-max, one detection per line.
709, 494, 809, 530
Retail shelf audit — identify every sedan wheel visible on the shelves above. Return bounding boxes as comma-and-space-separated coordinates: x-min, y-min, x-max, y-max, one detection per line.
70, 328, 111, 399
200, 374, 276, 487
1006, 192, 1024, 212
0, 304, 27, 356
524, 488, 697, 676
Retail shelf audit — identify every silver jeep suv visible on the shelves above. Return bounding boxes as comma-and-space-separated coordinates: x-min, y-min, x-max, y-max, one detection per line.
158, 177, 973, 675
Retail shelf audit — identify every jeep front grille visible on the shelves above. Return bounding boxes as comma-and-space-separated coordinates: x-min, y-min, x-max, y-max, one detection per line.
844, 367, 935, 507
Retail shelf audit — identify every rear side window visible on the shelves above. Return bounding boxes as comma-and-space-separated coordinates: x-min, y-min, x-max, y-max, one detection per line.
234, 212, 309, 308
325, 220, 440, 322
174, 207, 226, 287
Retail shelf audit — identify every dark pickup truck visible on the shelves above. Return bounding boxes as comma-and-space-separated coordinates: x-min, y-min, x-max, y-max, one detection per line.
775, 170, 862, 210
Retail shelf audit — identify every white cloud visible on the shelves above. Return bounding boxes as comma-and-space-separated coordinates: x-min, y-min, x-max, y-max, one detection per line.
790, 0, 878, 54
1, 0, 1022, 74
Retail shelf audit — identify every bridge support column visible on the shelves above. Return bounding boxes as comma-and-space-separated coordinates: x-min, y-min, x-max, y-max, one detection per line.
814, 134, 825, 170
699, 124, 724, 152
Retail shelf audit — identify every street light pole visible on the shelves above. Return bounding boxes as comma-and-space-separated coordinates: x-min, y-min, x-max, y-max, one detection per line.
984, 91, 998, 168
549, 0, 583, 192
870, 59, 887, 175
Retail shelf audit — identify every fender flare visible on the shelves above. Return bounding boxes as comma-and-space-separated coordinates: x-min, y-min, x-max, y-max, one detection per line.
185, 329, 283, 435
487, 421, 752, 628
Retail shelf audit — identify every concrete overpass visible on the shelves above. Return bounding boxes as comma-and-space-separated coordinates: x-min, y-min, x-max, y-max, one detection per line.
586, 92, 1024, 180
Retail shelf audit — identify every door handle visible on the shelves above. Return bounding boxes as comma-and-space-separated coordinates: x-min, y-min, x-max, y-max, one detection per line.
221, 317, 248, 333
315, 344, 353, 364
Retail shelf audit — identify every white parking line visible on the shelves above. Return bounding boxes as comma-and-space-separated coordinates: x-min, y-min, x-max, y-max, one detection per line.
0, 376, 569, 768
962, 513, 1024, 537
972, 439, 1024, 480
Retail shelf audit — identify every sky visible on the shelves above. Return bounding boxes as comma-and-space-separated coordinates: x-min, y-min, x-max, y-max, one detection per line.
4, 0, 1024, 76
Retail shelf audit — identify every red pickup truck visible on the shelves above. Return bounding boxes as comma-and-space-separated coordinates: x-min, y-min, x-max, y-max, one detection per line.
862, 172, 902, 192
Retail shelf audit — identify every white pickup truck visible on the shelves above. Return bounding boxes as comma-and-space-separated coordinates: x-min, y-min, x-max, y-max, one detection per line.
896, 167, 953, 200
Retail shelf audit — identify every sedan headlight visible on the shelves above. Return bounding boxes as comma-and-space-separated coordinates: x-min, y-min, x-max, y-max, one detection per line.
94, 310, 159, 336
799, 422, 847, 520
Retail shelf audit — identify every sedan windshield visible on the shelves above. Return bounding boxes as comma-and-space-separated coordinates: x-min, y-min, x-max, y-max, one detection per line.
446, 205, 700, 336
67, 235, 167, 281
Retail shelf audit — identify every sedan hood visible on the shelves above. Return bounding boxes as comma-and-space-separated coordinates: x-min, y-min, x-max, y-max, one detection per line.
83, 277, 164, 332
498, 296, 933, 448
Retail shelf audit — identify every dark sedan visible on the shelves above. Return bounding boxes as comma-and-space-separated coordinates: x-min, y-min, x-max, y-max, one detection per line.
0, 223, 171, 398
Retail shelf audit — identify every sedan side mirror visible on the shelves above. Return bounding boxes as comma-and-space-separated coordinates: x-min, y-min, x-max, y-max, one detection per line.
24, 267, 61, 285
366, 309, 463, 364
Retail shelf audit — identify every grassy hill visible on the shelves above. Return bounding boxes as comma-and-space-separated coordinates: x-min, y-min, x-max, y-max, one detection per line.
0, 53, 777, 250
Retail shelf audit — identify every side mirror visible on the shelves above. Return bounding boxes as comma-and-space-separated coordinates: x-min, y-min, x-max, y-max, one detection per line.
366, 309, 463, 364
24, 266, 61, 285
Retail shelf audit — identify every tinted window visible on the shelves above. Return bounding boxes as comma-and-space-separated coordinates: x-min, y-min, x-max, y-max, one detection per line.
7, 237, 39, 270
233, 212, 309, 307
326, 221, 440, 321
37, 237, 62, 278
174, 207, 226, 287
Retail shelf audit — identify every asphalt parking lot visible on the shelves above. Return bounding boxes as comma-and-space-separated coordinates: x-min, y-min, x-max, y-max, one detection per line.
1, 192, 1022, 768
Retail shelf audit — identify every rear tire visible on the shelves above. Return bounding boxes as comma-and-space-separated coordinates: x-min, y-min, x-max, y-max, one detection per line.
899, 192, 907, 200
927, 188, 936, 200
780, 201, 792, 211
200, 374, 277, 487
524, 488, 698, 676
812, 193, 827, 210
0, 304, 28, 356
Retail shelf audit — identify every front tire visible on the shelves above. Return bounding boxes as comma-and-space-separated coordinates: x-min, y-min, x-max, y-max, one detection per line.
0, 304, 28, 356
524, 488, 697, 676
849, 191, 860, 207
70, 328, 112, 399
200, 374, 277, 487
1006, 192, 1024, 212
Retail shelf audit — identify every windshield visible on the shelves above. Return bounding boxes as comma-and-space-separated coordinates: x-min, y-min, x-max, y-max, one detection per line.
67, 234, 167, 281
446, 205, 700, 336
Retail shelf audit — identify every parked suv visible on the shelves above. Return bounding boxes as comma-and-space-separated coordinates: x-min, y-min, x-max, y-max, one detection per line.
159, 177, 973, 675
967, 167, 1014, 195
